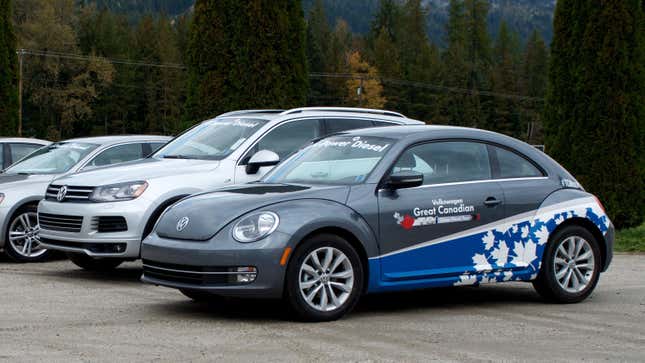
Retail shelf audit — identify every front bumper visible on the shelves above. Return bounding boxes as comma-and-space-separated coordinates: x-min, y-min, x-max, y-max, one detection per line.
37, 197, 154, 258
140, 231, 291, 298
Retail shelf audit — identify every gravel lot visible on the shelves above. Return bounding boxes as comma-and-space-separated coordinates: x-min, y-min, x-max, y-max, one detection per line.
1, 254, 644, 362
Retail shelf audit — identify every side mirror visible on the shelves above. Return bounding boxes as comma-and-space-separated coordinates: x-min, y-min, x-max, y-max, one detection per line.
386, 170, 424, 189
246, 150, 280, 175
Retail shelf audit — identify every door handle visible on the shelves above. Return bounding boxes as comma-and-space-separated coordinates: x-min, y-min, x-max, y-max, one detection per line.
484, 197, 502, 207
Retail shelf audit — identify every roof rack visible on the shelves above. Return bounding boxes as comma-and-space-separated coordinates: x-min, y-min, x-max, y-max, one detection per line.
280, 107, 406, 118
218, 109, 285, 117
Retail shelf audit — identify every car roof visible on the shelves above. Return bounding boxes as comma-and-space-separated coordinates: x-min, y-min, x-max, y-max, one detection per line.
213, 108, 425, 125
0, 137, 50, 144
340, 125, 478, 139
61, 135, 171, 145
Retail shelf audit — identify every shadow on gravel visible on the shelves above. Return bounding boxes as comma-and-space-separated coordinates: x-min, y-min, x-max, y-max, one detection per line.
147, 284, 542, 323
38, 263, 145, 284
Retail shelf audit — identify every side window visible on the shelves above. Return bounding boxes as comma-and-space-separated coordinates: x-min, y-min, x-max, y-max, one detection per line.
253, 119, 321, 160
493, 146, 544, 178
0, 143, 5, 168
87, 143, 144, 168
143, 142, 166, 157
10, 143, 42, 163
372, 121, 396, 127
393, 142, 491, 185
149, 143, 166, 153
325, 118, 374, 134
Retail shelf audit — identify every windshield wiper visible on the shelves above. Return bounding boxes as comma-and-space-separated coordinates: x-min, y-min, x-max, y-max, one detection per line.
161, 155, 191, 159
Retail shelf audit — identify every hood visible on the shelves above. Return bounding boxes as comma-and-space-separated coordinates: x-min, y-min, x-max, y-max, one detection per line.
0, 173, 56, 192
156, 183, 350, 241
55, 158, 220, 186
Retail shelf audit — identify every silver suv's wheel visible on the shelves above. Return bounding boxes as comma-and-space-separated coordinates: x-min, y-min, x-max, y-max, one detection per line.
4, 206, 50, 262
286, 234, 363, 322
533, 225, 601, 303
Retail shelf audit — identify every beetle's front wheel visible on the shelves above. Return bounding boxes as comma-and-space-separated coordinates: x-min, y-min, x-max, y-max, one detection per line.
285, 234, 363, 322
533, 225, 601, 303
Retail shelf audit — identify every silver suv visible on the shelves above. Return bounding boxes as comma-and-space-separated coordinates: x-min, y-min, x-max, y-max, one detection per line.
0, 135, 170, 262
38, 108, 423, 270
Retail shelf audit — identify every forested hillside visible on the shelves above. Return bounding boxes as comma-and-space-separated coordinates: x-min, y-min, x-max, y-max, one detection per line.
82, 0, 554, 45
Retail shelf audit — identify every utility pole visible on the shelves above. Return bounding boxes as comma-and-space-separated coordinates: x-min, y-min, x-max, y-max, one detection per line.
357, 78, 364, 107
17, 49, 24, 137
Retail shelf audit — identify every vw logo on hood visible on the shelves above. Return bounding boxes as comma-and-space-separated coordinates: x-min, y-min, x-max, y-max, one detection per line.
176, 217, 190, 232
57, 185, 68, 202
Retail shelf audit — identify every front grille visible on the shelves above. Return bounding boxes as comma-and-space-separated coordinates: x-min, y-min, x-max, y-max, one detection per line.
92, 216, 128, 233
38, 213, 83, 232
46, 184, 94, 203
142, 260, 235, 286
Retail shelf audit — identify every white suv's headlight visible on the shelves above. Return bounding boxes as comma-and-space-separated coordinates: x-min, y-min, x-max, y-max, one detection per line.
0, 193, 4, 205
232, 211, 279, 243
90, 181, 148, 202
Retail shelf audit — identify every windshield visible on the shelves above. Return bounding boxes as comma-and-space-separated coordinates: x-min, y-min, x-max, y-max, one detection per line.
5, 142, 98, 175
154, 118, 268, 160
263, 135, 394, 185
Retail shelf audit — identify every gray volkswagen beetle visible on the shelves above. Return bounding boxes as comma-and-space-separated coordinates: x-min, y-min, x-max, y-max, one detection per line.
141, 125, 614, 321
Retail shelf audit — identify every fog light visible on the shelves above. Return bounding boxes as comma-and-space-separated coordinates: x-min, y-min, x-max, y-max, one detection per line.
230, 266, 257, 283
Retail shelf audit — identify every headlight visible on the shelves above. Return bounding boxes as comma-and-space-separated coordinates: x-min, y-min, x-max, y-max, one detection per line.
0, 193, 4, 205
232, 211, 279, 243
89, 181, 148, 202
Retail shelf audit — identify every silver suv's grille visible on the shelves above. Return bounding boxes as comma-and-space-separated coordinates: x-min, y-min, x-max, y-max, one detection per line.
46, 185, 94, 203
38, 213, 84, 232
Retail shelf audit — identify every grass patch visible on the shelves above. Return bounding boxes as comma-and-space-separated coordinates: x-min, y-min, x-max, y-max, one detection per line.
614, 222, 645, 252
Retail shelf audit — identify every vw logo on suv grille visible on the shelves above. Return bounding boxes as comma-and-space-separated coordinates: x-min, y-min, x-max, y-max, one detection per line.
56, 186, 68, 202
176, 217, 190, 232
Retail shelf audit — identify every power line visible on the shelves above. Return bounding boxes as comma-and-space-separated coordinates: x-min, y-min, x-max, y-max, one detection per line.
19, 49, 186, 69
18, 49, 544, 102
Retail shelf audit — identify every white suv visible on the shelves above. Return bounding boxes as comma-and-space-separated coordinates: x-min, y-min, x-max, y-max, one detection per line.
38, 108, 423, 270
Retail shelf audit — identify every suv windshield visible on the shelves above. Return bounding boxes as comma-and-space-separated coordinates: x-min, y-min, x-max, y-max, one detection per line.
154, 118, 268, 160
263, 135, 393, 185
5, 142, 98, 175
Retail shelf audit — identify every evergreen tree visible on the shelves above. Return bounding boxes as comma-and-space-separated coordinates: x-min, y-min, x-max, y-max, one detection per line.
0, 0, 18, 136
544, 0, 644, 228
185, 0, 308, 124
306, 0, 336, 105
489, 21, 522, 137
522, 29, 548, 143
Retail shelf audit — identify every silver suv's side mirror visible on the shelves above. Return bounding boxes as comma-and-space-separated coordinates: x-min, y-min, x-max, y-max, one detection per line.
246, 150, 280, 175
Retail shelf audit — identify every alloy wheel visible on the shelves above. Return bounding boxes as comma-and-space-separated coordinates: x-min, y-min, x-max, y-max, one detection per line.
553, 235, 595, 293
8, 212, 47, 259
298, 246, 355, 312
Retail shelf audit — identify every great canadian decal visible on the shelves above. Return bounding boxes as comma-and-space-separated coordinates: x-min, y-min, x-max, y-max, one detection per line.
394, 198, 479, 229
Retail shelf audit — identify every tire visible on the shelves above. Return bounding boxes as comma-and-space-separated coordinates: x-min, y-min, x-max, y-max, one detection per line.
285, 233, 364, 322
4, 205, 52, 263
179, 289, 225, 303
67, 253, 124, 271
532, 225, 601, 303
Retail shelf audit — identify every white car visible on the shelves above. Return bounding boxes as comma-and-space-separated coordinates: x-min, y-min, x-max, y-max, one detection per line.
0, 138, 51, 170
0, 135, 170, 262
38, 108, 423, 270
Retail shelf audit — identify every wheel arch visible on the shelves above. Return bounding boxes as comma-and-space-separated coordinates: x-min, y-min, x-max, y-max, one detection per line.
547, 217, 608, 270
291, 226, 371, 295
1, 198, 41, 248
142, 195, 190, 240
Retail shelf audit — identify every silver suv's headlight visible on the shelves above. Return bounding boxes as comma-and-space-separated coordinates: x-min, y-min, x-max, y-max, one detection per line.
232, 211, 279, 243
90, 181, 148, 202
0, 193, 5, 205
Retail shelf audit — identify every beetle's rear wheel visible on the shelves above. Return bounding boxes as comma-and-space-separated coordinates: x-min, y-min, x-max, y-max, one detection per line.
285, 233, 363, 322
533, 225, 601, 303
